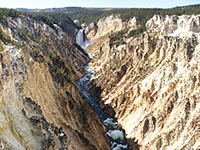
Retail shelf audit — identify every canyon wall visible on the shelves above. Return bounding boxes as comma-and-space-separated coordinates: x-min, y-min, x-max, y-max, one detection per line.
85, 14, 138, 41
146, 14, 200, 34
0, 15, 110, 150
86, 15, 200, 150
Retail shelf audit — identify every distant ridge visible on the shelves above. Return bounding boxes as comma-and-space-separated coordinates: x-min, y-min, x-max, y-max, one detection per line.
15, 4, 200, 27
15, 7, 115, 13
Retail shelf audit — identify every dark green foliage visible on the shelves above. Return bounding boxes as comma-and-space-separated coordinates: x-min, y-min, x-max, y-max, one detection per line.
68, 10, 106, 27
18, 28, 29, 40
28, 13, 56, 30
67, 5, 200, 26
128, 24, 146, 37
0, 9, 20, 43
0, 8, 23, 19
0, 8, 77, 32
42, 12, 76, 26
109, 29, 127, 48
27, 11, 80, 29
28, 12, 78, 29
0, 27, 12, 44
0, 41, 4, 52
0, 8, 27, 26
49, 52, 74, 85
30, 7, 108, 27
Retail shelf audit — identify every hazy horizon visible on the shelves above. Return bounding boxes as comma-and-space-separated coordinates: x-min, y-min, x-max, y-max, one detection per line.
0, 0, 199, 9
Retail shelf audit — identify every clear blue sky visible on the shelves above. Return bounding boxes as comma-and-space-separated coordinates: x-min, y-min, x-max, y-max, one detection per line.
0, 0, 200, 9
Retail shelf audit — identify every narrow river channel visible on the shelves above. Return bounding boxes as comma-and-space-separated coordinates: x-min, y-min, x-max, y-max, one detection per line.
76, 29, 128, 150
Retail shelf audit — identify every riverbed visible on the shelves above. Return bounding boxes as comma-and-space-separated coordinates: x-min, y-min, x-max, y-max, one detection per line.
76, 29, 128, 150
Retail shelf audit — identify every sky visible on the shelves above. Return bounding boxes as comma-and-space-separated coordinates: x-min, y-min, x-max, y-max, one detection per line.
0, 0, 200, 9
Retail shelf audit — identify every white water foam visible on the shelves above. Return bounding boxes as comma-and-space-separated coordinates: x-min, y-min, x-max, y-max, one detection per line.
76, 29, 92, 50
103, 118, 119, 129
111, 142, 128, 150
107, 130, 124, 141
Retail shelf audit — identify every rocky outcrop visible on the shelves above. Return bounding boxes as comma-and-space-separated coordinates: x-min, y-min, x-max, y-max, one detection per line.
85, 14, 138, 41
86, 15, 200, 149
0, 15, 110, 150
146, 14, 200, 35
85, 22, 98, 39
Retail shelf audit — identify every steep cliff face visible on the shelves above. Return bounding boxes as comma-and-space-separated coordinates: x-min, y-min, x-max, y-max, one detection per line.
85, 14, 138, 41
0, 14, 109, 150
146, 14, 200, 34
86, 15, 200, 149
59, 20, 78, 40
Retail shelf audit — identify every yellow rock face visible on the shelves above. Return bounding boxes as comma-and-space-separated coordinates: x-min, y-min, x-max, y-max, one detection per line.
86, 15, 200, 150
0, 16, 110, 150
85, 15, 138, 41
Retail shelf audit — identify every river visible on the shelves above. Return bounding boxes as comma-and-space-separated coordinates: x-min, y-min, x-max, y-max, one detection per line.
76, 29, 128, 150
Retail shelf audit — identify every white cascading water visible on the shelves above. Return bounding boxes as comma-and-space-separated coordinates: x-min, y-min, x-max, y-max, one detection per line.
76, 29, 92, 54
76, 29, 128, 150
76, 29, 85, 48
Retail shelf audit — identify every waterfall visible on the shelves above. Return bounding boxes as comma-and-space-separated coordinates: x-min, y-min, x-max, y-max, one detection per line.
76, 29, 85, 48
76, 29, 93, 58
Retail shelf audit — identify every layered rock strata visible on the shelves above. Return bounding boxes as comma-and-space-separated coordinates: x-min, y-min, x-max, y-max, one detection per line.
86, 15, 200, 150
0, 15, 110, 150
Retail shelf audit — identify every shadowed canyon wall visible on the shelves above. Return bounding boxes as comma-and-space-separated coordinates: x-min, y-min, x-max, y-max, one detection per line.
0, 14, 110, 150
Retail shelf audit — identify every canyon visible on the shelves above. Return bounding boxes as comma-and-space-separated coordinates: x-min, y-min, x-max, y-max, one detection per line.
76, 29, 128, 150
0, 7, 200, 150
84, 14, 200, 150
0, 14, 110, 150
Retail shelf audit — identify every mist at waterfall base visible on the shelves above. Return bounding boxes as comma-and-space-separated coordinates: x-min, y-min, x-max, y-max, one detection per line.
76, 29, 128, 150
76, 29, 92, 52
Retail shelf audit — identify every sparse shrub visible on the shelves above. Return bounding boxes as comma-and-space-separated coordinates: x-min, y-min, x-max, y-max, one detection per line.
0, 28, 12, 44
128, 24, 146, 38
0, 41, 4, 52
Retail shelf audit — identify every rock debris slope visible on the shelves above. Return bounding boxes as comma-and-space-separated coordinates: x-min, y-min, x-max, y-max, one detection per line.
85, 15, 200, 150
0, 14, 109, 149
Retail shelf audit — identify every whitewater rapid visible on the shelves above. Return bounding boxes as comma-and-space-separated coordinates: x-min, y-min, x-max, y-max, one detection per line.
76, 29, 128, 150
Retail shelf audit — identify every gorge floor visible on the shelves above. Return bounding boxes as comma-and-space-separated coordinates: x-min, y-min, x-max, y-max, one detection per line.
76, 29, 129, 150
